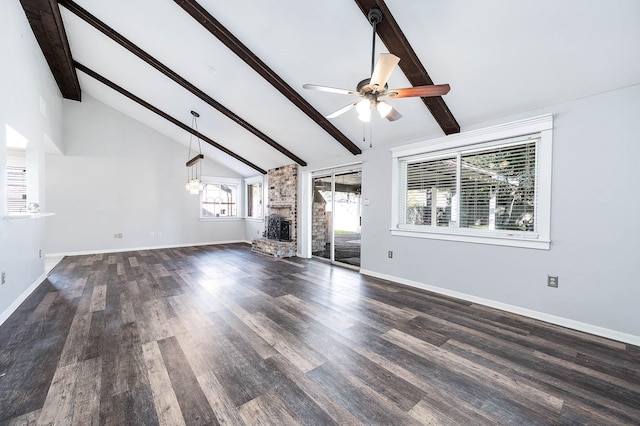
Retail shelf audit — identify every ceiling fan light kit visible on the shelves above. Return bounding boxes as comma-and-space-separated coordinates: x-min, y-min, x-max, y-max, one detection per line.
356, 99, 371, 122
376, 100, 393, 118
303, 8, 450, 124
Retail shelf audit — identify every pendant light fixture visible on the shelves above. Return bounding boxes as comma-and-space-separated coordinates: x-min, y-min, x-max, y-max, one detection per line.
185, 110, 204, 194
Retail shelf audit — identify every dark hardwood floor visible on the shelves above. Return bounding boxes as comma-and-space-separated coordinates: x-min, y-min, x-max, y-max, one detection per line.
0, 243, 639, 425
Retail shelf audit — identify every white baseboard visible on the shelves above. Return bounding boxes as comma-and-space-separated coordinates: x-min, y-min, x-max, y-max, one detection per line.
360, 269, 640, 347
46, 240, 249, 258
0, 272, 47, 327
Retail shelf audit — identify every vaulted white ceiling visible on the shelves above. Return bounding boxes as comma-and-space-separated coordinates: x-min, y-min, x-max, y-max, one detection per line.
38, 1, 640, 176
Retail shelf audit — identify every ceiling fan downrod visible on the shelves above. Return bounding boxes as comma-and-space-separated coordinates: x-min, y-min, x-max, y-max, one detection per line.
368, 9, 383, 76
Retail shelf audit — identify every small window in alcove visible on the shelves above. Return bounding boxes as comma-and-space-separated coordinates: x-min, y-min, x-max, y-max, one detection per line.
6, 150, 27, 214
5, 125, 29, 214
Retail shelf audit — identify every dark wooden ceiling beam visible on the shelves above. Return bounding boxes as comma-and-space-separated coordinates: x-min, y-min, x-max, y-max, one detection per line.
19, 0, 81, 100
58, 0, 307, 167
173, 0, 362, 156
353, 0, 460, 135
74, 61, 267, 175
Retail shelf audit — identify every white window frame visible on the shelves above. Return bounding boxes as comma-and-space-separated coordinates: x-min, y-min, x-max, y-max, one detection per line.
391, 114, 553, 250
200, 176, 242, 221
6, 150, 27, 215
244, 175, 265, 221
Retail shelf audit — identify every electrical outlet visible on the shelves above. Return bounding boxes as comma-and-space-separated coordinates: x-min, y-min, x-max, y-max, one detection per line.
39, 249, 42, 258
1, 271, 5, 285
387, 250, 393, 258
548, 275, 558, 288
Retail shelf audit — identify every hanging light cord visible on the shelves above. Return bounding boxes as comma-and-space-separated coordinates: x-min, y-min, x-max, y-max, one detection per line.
187, 113, 203, 182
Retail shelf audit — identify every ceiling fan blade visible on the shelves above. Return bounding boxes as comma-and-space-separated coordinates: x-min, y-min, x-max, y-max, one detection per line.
385, 84, 450, 98
326, 102, 357, 119
303, 84, 357, 96
370, 53, 400, 91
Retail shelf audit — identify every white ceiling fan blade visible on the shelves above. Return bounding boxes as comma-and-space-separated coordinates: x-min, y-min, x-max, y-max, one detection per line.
303, 84, 358, 96
326, 102, 357, 119
370, 53, 400, 90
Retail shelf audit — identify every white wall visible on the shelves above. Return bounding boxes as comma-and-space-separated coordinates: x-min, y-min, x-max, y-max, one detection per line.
46, 95, 246, 254
356, 84, 640, 342
243, 175, 267, 242
0, 0, 64, 321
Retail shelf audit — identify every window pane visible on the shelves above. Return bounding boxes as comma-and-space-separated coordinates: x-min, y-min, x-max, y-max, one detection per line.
202, 183, 238, 217
405, 157, 457, 226
247, 182, 263, 218
460, 141, 536, 231
6, 151, 27, 214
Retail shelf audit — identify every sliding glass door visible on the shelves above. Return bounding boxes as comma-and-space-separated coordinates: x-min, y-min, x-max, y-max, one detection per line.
312, 170, 361, 267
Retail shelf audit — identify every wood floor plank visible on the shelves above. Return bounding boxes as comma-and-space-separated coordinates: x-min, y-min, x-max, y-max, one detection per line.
0, 292, 74, 420
172, 310, 270, 408
70, 356, 102, 425
443, 333, 640, 420
267, 354, 362, 425
38, 358, 102, 425
382, 328, 565, 415
26, 292, 59, 324
56, 313, 92, 369
307, 361, 422, 425
157, 336, 217, 426
141, 341, 186, 426
244, 312, 325, 373
169, 316, 244, 425
275, 293, 353, 332
237, 390, 302, 425
5, 409, 40, 425
137, 298, 175, 344
1, 244, 638, 424
214, 307, 278, 360
328, 323, 502, 424
90, 284, 107, 312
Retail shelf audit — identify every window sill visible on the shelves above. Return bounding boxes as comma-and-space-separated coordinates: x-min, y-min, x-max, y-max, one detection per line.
5, 212, 55, 220
390, 227, 550, 250
245, 217, 264, 222
199, 217, 243, 222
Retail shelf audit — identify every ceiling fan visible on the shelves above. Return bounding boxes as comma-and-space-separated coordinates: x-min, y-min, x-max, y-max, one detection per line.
303, 9, 450, 122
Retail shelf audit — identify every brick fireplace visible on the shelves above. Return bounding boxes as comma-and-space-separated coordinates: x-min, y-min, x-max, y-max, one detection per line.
251, 164, 297, 257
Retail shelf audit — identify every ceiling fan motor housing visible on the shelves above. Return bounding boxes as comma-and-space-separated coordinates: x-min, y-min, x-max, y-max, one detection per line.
357, 78, 388, 96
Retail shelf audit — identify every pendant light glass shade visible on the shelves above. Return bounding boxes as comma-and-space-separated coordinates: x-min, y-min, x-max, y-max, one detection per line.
186, 178, 204, 194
